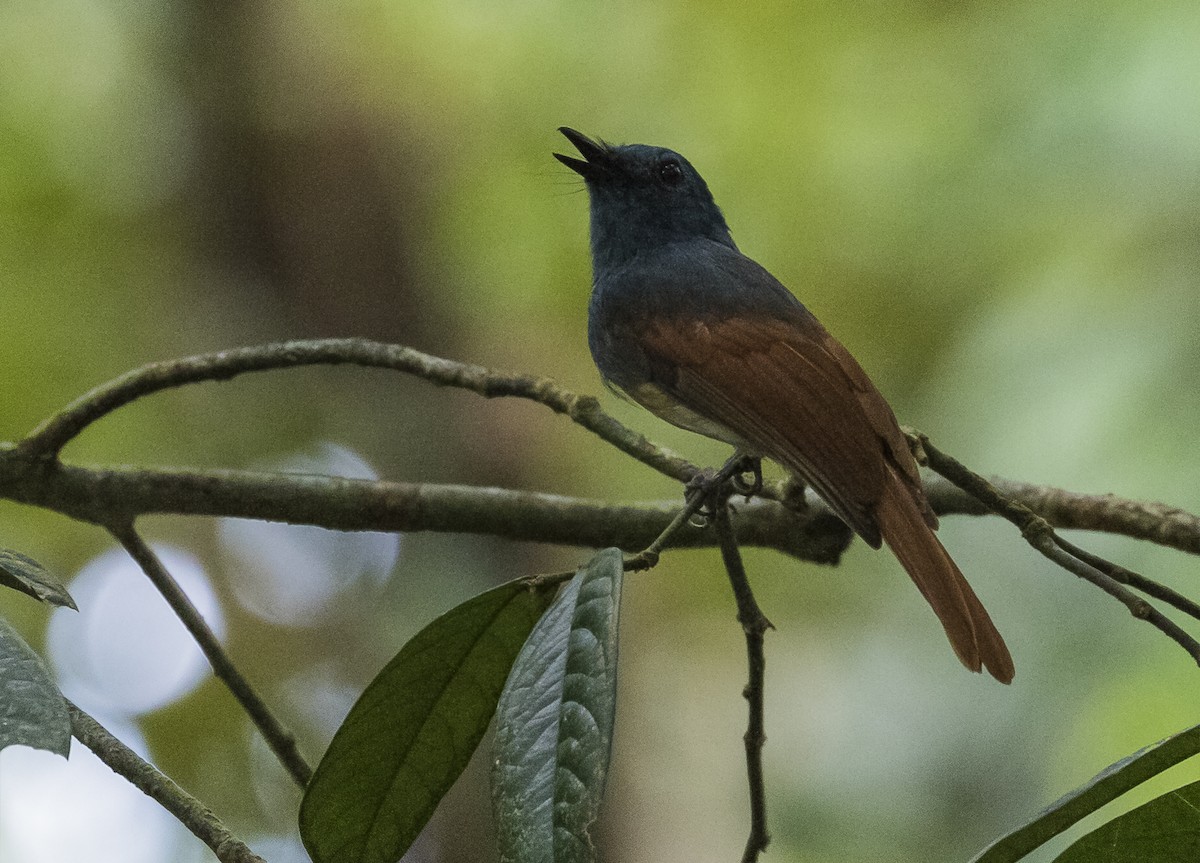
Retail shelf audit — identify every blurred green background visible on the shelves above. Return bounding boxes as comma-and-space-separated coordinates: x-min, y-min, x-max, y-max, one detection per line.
2, 0, 1200, 861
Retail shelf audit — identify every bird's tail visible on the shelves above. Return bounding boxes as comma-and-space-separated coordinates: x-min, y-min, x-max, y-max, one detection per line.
876, 466, 1014, 684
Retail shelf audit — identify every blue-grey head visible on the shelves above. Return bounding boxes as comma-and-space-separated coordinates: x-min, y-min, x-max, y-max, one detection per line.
555, 127, 735, 270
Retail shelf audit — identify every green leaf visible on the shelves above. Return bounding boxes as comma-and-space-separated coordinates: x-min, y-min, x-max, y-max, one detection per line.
0, 549, 76, 610
0, 614, 70, 757
492, 547, 624, 863
973, 723, 1200, 862
1053, 780, 1200, 862
299, 579, 555, 863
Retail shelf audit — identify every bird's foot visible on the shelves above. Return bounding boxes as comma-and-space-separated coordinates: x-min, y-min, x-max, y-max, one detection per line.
728, 455, 763, 500
684, 454, 763, 526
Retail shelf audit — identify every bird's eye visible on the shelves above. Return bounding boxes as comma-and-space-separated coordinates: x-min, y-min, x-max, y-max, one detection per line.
658, 159, 683, 185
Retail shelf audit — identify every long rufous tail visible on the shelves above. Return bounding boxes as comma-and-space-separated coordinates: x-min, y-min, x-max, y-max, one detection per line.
875, 466, 1014, 684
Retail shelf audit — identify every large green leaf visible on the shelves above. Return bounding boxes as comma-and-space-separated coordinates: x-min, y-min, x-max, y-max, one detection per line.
492, 547, 624, 863
0, 549, 76, 609
0, 614, 70, 757
973, 723, 1200, 862
299, 579, 555, 863
1053, 780, 1200, 862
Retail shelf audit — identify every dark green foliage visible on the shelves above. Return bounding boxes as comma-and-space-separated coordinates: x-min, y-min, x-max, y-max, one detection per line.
492, 548, 624, 863
1054, 781, 1200, 862
0, 615, 70, 757
0, 549, 75, 609
299, 578, 555, 863
974, 723, 1200, 862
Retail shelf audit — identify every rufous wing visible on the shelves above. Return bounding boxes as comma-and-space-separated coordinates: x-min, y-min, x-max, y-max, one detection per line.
636, 312, 890, 546
632, 311, 1014, 682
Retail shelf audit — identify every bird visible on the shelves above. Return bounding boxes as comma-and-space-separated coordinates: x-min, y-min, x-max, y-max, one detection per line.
554, 127, 1014, 683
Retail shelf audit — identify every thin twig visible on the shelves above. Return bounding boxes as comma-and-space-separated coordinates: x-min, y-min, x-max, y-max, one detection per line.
712, 487, 773, 863
624, 495, 707, 570
522, 462, 777, 593
68, 700, 266, 863
1057, 539, 1200, 623
16, 338, 696, 482
919, 435, 1200, 666
108, 520, 314, 787
628, 456, 762, 569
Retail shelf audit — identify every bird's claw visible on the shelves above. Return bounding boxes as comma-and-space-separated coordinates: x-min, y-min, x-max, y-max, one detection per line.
684, 454, 764, 524
729, 456, 763, 500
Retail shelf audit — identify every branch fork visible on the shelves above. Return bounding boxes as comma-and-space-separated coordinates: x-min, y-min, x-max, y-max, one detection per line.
9, 338, 1200, 863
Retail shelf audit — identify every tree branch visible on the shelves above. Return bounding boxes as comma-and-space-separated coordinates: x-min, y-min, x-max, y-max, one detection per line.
68, 700, 266, 863
921, 474, 1200, 557
108, 521, 313, 787
712, 488, 772, 863
0, 454, 854, 564
1057, 540, 1200, 623
918, 436, 1200, 666
3, 446, 1200, 575
8, 339, 1200, 565
16, 338, 696, 483
18, 341, 1200, 863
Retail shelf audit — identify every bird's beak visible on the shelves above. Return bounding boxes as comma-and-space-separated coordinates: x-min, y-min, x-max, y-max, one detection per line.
554, 127, 609, 178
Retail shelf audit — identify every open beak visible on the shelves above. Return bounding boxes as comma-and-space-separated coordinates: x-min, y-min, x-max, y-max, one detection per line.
554, 127, 609, 178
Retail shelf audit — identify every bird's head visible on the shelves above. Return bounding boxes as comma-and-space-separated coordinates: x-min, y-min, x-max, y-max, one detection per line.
555, 127, 734, 268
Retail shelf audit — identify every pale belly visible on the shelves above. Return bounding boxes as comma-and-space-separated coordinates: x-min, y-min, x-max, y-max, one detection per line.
622, 380, 760, 455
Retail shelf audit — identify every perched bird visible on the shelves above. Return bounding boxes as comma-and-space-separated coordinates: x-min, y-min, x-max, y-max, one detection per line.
555, 127, 1013, 683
